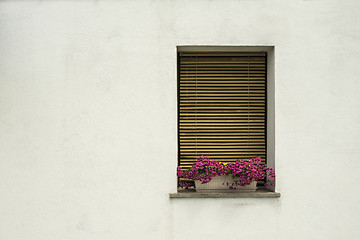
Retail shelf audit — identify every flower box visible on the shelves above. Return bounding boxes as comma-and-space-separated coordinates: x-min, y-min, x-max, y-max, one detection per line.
195, 175, 257, 193
177, 156, 275, 191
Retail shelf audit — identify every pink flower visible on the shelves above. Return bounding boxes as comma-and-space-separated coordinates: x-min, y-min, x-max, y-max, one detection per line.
178, 156, 276, 189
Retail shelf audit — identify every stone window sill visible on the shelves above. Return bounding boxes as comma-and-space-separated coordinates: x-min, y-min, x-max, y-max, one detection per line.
169, 187, 280, 198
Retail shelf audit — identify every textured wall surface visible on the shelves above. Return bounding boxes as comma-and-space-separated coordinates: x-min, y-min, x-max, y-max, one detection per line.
0, 1, 360, 240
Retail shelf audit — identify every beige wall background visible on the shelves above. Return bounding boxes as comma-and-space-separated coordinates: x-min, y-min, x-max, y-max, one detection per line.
0, 1, 359, 240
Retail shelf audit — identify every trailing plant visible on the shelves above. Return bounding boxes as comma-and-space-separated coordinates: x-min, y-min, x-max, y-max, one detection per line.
177, 155, 275, 189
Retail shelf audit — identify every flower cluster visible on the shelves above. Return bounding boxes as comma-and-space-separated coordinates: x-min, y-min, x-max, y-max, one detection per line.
177, 156, 275, 189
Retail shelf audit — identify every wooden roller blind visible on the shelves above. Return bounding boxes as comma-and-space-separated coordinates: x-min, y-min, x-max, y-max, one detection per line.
178, 51, 267, 170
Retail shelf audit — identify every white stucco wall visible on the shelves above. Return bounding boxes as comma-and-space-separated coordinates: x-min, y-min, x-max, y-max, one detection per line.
1, 1, 360, 240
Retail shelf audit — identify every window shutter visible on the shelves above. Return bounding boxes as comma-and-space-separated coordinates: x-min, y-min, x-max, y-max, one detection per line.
178, 51, 267, 170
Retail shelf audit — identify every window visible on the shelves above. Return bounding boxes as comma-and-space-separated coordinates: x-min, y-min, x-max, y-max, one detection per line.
177, 46, 275, 188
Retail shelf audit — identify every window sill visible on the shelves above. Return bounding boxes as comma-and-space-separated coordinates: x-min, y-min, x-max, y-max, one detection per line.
169, 187, 280, 198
